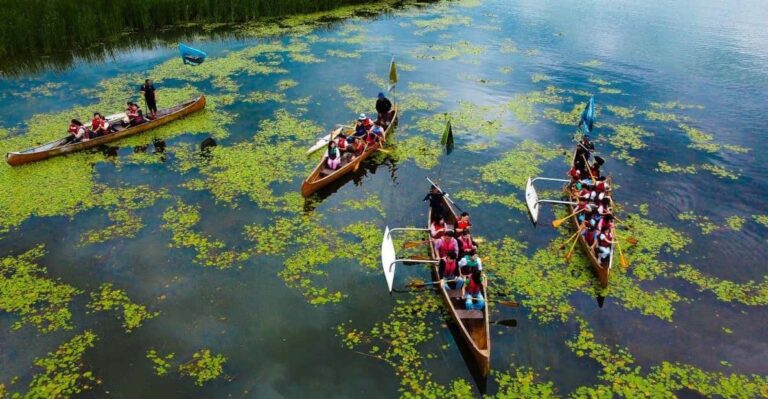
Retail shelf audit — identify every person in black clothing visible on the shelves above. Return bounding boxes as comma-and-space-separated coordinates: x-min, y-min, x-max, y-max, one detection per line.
375, 92, 392, 126
423, 185, 445, 219
140, 79, 157, 119
574, 134, 594, 173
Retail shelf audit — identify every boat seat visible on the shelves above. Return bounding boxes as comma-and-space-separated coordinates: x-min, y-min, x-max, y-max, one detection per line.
455, 309, 484, 320
320, 167, 336, 176
446, 289, 463, 299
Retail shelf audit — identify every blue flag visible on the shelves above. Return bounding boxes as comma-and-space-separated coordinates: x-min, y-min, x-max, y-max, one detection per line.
579, 96, 595, 134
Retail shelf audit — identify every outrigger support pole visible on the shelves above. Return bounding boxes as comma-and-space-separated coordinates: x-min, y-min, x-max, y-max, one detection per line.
381, 227, 441, 293
525, 176, 578, 227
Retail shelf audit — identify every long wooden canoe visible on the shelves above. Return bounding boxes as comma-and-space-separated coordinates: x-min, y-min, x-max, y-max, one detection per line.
301, 107, 397, 197
5, 95, 206, 166
428, 194, 491, 377
568, 148, 613, 287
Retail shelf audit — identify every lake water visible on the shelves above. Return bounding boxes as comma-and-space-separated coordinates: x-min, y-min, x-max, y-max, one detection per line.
1, 0, 767, 397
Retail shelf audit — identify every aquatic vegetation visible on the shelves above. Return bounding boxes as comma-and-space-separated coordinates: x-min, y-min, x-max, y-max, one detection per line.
674, 264, 768, 306
146, 349, 175, 376
506, 86, 570, 124
415, 101, 504, 137
412, 41, 487, 63
0, 245, 81, 333
588, 77, 610, 86
326, 49, 361, 58
579, 60, 603, 68
340, 194, 385, 217
488, 366, 559, 398
454, 190, 526, 212
524, 48, 540, 57
567, 317, 768, 397
678, 211, 718, 235
411, 14, 473, 35
753, 215, 768, 228
245, 90, 287, 103
87, 283, 159, 333
390, 136, 444, 169
275, 79, 299, 90
656, 161, 697, 174
2, 331, 98, 397
179, 349, 227, 386
602, 123, 653, 165
498, 66, 514, 74
81, 185, 170, 245
725, 215, 745, 231
531, 73, 551, 83
605, 105, 636, 119
677, 123, 719, 153
649, 101, 704, 110
700, 163, 741, 180
542, 104, 583, 126
499, 38, 518, 54
161, 201, 249, 269
338, 84, 372, 114
476, 140, 564, 189
337, 292, 474, 396
640, 110, 685, 122
598, 87, 622, 94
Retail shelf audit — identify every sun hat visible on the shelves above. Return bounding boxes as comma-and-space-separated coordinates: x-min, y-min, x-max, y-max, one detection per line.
358, 113, 366, 120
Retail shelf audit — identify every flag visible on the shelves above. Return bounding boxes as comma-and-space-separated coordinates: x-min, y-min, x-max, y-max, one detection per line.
388, 56, 398, 92
441, 120, 453, 146
579, 96, 595, 134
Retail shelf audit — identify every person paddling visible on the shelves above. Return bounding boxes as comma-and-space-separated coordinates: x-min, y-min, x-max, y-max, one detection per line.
439, 252, 463, 290
64, 119, 87, 143
140, 79, 157, 119
435, 230, 459, 259
462, 270, 486, 310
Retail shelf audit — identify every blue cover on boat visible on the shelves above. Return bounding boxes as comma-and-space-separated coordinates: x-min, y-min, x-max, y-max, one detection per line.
179, 43, 207, 66
579, 96, 595, 134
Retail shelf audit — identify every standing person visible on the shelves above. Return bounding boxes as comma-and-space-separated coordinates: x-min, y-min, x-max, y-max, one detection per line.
375, 92, 392, 125
140, 79, 157, 119
423, 185, 446, 219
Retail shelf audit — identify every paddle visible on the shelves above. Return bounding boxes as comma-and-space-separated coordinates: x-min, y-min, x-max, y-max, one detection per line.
565, 225, 586, 262
614, 232, 629, 269
582, 154, 596, 183
492, 319, 518, 327
402, 240, 430, 249
552, 209, 583, 228
426, 177, 465, 214
559, 227, 584, 249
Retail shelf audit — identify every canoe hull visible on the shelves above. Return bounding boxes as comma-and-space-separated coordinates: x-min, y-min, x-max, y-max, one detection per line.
301, 107, 398, 197
428, 196, 491, 377
568, 149, 612, 288
6, 96, 206, 166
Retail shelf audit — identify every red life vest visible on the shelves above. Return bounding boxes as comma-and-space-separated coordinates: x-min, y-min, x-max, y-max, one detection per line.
438, 238, 457, 258
590, 166, 601, 178
337, 137, 347, 150
353, 141, 365, 156
467, 276, 481, 295
459, 235, 473, 250
68, 124, 79, 135
364, 132, 376, 145
596, 181, 607, 193
91, 117, 101, 129
457, 219, 470, 230
568, 167, 580, 179
443, 257, 457, 277
599, 231, 613, 247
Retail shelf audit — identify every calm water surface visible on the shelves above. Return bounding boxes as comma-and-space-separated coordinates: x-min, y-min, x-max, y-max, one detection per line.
1, 0, 767, 397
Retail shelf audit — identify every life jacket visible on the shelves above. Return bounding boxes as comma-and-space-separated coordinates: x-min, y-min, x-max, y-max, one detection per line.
457, 219, 470, 231
467, 276, 482, 295
459, 235, 473, 250
68, 124, 79, 135
590, 166, 601, 178
364, 132, 376, 145
337, 137, 347, 150
431, 222, 445, 238
599, 231, 613, 247
576, 202, 588, 212
443, 257, 458, 277
438, 238, 457, 258
353, 141, 365, 156
91, 117, 101, 130
568, 167, 580, 179
362, 118, 373, 129
596, 181, 607, 193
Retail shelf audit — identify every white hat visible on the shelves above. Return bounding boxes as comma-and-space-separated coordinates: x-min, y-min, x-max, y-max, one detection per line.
358, 113, 366, 120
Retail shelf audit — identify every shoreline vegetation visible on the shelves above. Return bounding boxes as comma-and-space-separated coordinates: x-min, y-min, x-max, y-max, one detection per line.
0, 0, 430, 76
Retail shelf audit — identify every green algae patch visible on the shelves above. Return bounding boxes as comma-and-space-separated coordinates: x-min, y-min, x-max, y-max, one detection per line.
0, 245, 81, 333
602, 123, 653, 165
579, 60, 603, 68
276, 79, 299, 90
675, 264, 768, 306
640, 110, 685, 123
412, 41, 487, 62
146, 349, 175, 376
606, 105, 636, 119
678, 123, 721, 153
454, 190, 526, 212
179, 349, 227, 386
389, 135, 443, 169
678, 211, 718, 235
339, 194, 386, 218
598, 87, 622, 95
656, 161, 697, 175
477, 140, 564, 189
87, 283, 159, 333
162, 201, 249, 269
588, 77, 611, 86
499, 66, 514, 74
245, 90, 287, 103
542, 104, 583, 126
650, 101, 704, 110
489, 366, 559, 398
337, 292, 473, 396
338, 84, 371, 114
753, 215, 768, 228
524, 48, 540, 57
325, 49, 362, 58
700, 163, 741, 180
411, 14, 473, 35
531, 73, 551, 83
499, 38, 518, 54
725, 215, 745, 231
567, 317, 768, 398
81, 185, 170, 245
506, 86, 570, 124
415, 102, 504, 137
5, 331, 99, 398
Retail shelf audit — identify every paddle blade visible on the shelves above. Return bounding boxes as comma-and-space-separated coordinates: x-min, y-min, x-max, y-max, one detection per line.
626, 237, 639, 245
495, 300, 519, 308
402, 240, 428, 249
620, 252, 629, 269
552, 218, 566, 228
406, 254, 431, 261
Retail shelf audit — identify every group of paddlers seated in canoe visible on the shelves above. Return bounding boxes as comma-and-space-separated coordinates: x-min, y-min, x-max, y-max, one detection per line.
568, 135, 615, 267
323, 92, 394, 171
64, 102, 151, 144
424, 187, 487, 311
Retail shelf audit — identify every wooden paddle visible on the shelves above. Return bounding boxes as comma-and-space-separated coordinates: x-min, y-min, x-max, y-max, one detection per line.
559, 226, 584, 249
582, 154, 596, 183
565, 225, 586, 262
552, 209, 583, 228
614, 232, 629, 269
402, 240, 430, 249
492, 319, 518, 327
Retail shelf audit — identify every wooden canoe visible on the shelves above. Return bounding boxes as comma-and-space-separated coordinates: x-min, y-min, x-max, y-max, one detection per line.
5, 95, 206, 166
428, 194, 491, 377
301, 106, 397, 197
568, 148, 613, 287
